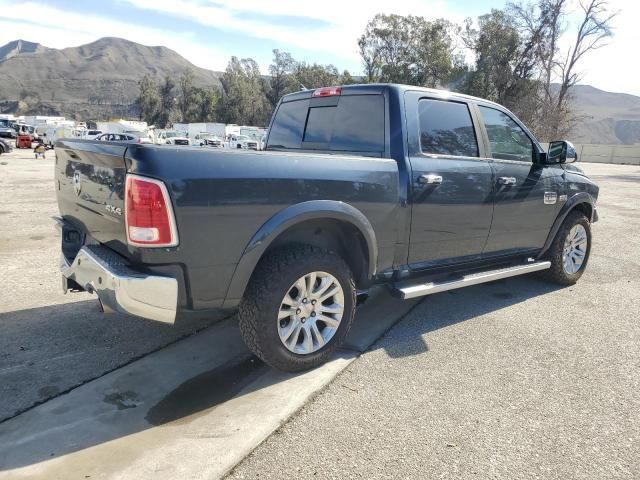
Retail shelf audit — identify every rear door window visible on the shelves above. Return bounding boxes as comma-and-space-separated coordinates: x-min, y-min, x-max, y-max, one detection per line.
419, 99, 478, 157
268, 94, 385, 153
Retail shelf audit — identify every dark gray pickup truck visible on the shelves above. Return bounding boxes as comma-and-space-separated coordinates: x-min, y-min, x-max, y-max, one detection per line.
55, 84, 598, 371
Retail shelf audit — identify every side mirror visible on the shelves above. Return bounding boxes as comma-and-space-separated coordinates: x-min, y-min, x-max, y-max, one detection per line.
547, 140, 577, 164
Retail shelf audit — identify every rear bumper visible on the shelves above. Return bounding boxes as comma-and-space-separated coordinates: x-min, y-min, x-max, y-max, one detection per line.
61, 245, 178, 324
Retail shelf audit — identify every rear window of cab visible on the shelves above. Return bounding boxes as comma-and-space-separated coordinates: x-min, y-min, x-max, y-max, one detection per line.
267, 94, 385, 153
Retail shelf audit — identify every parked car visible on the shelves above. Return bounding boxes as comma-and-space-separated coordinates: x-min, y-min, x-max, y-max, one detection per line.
83, 130, 103, 140
229, 134, 258, 150
195, 133, 224, 147
55, 84, 598, 372
95, 133, 151, 144
15, 124, 37, 139
0, 137, 13, 154
156, 130, 190, 146
0, 119, 17, 139
0, 126, 16, 139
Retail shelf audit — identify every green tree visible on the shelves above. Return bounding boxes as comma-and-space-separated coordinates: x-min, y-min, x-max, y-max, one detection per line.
177, 68, 196, 122
266, 49, 297, 107
462, 10, 525, 103
358, 14, 460, 87
135, 74, 160, 124
157, 75, 176, 128
192, 87, 219, 122
340, 70, 357, 85
292, 62, 340, 89
217, 57, 271, 126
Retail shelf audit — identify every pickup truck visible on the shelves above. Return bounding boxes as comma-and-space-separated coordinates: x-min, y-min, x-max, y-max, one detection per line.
228, 134, 259, 150
55, 84, 598, 372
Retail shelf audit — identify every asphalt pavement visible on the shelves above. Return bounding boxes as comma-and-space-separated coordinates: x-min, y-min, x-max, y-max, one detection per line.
0, 150, 217, 422
228, 163, 640, 479
1, 149, 638, 479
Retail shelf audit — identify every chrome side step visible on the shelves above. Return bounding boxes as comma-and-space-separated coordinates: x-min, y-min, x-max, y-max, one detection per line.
394, 261, 551, 300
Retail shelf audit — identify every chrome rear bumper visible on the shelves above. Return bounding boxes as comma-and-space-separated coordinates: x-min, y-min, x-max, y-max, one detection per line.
61, 245, 178, 324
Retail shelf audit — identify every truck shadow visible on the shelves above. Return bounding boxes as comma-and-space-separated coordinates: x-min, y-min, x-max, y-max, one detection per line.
0, 299, 220, 423
378, 275, 560, 358
0, 275, 562, 472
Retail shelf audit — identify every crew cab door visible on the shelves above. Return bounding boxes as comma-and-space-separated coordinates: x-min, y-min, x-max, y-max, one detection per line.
405, 92, 494, 268
475, 104, 564, 253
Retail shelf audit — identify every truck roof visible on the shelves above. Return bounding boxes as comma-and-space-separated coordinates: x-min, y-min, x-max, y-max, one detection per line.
281, 83, 503, 109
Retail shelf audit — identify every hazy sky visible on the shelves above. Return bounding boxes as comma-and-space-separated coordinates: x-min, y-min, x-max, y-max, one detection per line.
0, 0, 637, 95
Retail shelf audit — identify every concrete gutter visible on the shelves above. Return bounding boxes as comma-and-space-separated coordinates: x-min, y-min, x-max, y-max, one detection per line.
0, 289, 420, 479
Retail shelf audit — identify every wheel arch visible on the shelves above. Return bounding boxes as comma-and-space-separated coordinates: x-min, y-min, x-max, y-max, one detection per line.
537, 192, 595, 259
223, 200, 378, 308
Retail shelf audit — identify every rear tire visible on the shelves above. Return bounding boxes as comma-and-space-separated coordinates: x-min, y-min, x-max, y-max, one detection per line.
238, 245, 356, 372
540, 210, 591, 285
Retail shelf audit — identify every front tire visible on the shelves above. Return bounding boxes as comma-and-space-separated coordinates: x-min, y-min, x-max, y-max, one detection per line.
238, 245, 356, 372
540, 210, 591, 285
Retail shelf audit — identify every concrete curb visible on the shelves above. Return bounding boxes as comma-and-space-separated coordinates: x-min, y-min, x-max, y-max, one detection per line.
0, 289, 419, 479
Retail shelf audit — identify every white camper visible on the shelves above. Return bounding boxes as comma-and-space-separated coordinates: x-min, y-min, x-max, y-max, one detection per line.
173, 122, 226, 140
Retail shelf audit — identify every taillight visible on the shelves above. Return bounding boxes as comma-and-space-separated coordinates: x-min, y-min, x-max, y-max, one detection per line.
125, 175, 178, 247
312, 86, 342, 97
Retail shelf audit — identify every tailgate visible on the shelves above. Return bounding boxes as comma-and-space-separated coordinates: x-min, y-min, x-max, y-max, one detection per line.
55, 139, 129, 258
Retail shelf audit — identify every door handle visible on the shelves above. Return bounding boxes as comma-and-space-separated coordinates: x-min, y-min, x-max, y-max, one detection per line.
418, 174, 443, 185
497, 176, 517, 186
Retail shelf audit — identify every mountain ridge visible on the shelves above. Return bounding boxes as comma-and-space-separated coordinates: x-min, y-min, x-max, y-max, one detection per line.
0, 37, 221, 119
0, 37, 638, 144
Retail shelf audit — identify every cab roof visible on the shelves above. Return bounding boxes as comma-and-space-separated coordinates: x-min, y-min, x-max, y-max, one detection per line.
281, 83, 503, 109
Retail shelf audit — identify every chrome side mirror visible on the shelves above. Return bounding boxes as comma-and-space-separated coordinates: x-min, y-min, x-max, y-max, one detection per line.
547, 140, 577, 164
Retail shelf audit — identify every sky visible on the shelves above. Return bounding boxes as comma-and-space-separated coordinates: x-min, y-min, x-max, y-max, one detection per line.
0, 0, 638, 95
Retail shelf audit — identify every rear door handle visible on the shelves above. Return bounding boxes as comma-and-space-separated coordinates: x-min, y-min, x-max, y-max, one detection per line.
418, 174, 443, 185
497, 176, 517, 185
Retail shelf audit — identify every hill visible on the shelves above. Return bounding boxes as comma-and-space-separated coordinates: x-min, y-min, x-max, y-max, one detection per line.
567, 85, 640, 144
0, 40, 49, 62
0, 37, 220, 119
0, 37, 639, 143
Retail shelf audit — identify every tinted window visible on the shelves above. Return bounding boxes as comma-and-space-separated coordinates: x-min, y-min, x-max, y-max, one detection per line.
268, 99, 309, 149
268, 94, 385, 153
304, 107, 335, 143
330, 95, 385, 152
479, 106, 533, 162
419, 99, 478, 157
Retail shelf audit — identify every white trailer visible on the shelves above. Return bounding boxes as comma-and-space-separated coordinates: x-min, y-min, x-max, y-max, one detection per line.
239, 126, 266, 140
41, 125, 76, 145
224, 124, 241, 139
97, 120, 149, 135
173, 123, 226, 139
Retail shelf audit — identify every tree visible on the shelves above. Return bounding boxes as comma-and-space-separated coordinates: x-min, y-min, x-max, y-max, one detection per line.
177, 68, 196, 122
136, 74, 160, 124
340, 70, 357, 85
548, 0, 616, 139
157, 75, 176, 128
192, 87, 219, 122
266, 49, 297, 107
358, 14, 461, 87
502, 0, 616, 140
292, 62, 340, 89
462, 10, 540, 110
217, 57, 271, 126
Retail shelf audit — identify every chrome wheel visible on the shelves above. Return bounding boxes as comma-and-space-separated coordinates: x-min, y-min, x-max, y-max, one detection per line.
562, 224, 588, 274
277, 271, 345, 355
